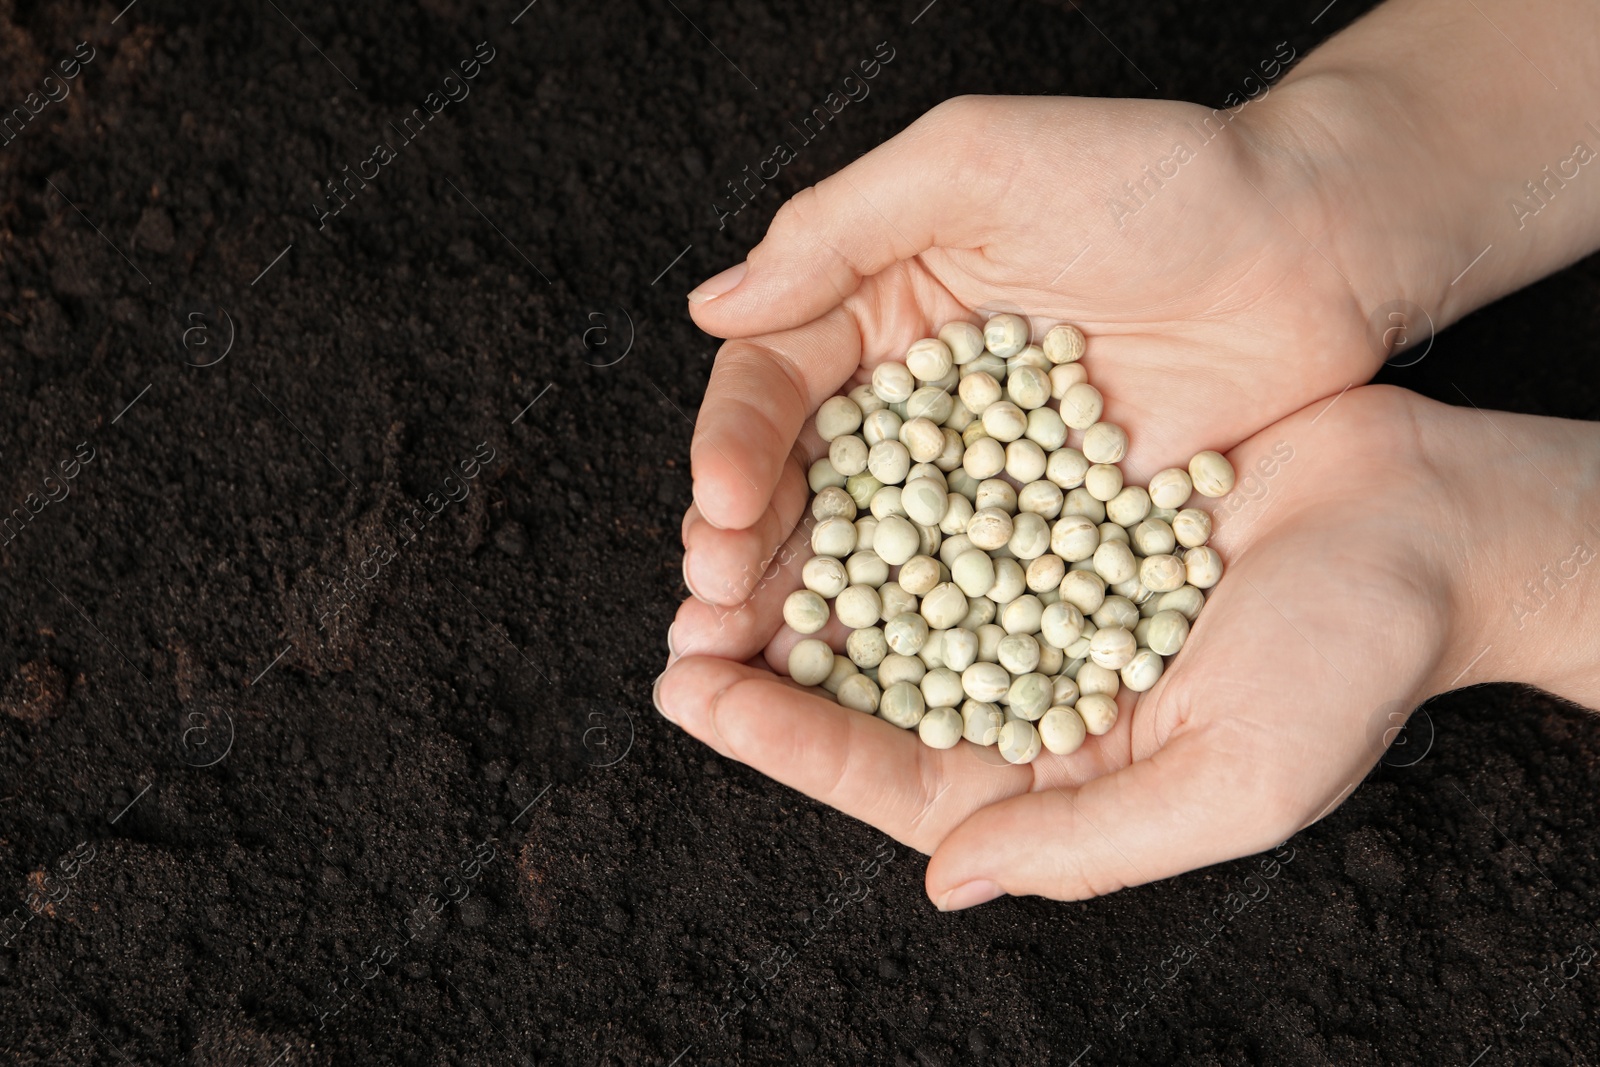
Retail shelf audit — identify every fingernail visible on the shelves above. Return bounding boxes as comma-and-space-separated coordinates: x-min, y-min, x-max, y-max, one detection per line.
688, 261, 747, 304
936, 880, 1003, 912
653, 671, 677, 723
667, 622, 681, 659
681, 553, 707, 602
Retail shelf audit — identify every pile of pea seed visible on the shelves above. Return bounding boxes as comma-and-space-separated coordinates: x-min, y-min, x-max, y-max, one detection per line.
785, 314, 1234, 764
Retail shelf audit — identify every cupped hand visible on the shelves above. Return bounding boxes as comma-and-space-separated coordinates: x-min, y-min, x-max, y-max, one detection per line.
659, 385, 1573, 906
681, 92, 1382, 606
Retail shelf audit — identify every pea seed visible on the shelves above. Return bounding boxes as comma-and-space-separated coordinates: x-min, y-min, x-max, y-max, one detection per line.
862, 409, 902, 447
809, 457, 847, 493
920, 629, 946, 668
939, 493, 975, 536
783, 589, 831, 635
815, 396, 864, 442
1049, 362, 1090, 400
1105, 485, 1151, 527
1092, 540, 1138, 584
1139, 553, 1187, 594
963, 661, 1011, 703
828, 435, 868, 477
1026, 553, 1067, 594
1098, 522, 1130, 546
958, 595, 997, 632
878, 681, 925, 729
997, 633, 1042, 675
1043, 323, 1087, 364
1019, 480, 1065, 519
998, 719, 1043, 764
1188, 450, 1236, 497
976, 622, 1005, 662
1009, 344, 1051, 373
1157, 585, 1205, 621
973, 479, 1015, 515
980, 401, 1028, 445
935, 428, 966, 471
966, 508, 1014, 552
1025, 407, 1068, 451
901, 478, 949, 527
939, 320, 986, 365
1082, 422, 1129, 464
1089, 626, 1137, 670
943, 627, 980, 672
1059, 569, 1107, 614
845, 472, 883, 509
1076, 661, 1119, 698
1184, 546, 1224, 588
964, 352, 1008, 381
1039, 706, 1087, 755
803, 556, 849, 598
984, 313, 1030, 358
879, 653, 927, 688
920, 582, 970, 629
1091, 595, 1140, 632
1000, 594, 1045, 636
921, 667, 966, 710
1007, 671, 1053, 720
879, 581, 919, 621
1040, 600, 1086, 649
947, 468, 981, 502
872, 515, 920, 566
915, 521, 942, 558
821, 655, 858, 694
837, 673, 881, 713
898, 418, 946, 465
1132, 517, 1176, 557
1146, 609, 1190, 655
963, 437, 1006, 479
1060, 382, 1104, 430
989, 558, 1027, 604
845, 549, 890, 587
1148, 467, 1193, 509
811, 486, 858, 523
1044, 447, 1089, 490
836, 584, 882, 629
1062, 487, 1107, 523
872, 361, 916, 404
847, 626, 888, 668
854, 516, 879, 552
1006, 365, 1052, 410
1172, 508, 1212, 549
1120, 649, 1164, 692
962, 699, 1005, 745
811, 517, 857, 558
905, 338, 955, 382
1051, 674, 1081, 706
868, 440, 911, 485
1084, 462, 1124, 502
906, 385, 955, 424
943, 394, 977, 431
957, 371, 1002, 415
917, 706, 964, 749
1075, 693, 1119, 735
789, 639, 836, 687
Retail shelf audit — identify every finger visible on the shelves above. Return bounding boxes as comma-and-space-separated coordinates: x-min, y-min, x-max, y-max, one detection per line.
654, 656, 1029, 851
683, 434, 819, 606
669, 517, 814, 665
691, 307, 860, 531
687, 97, 1001, 337
925, 724, 1289, 908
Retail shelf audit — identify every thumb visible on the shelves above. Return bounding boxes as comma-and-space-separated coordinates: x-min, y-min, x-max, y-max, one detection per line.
687, 97, 999, 337
925, 725, 1298, 908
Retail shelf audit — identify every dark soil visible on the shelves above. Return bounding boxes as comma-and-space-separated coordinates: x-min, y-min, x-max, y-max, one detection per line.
2, 0, 1598, 1064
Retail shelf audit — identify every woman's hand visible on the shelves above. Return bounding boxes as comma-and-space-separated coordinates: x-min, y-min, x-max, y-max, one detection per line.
658, 385, 1600, 906
680, 92, 1383, 606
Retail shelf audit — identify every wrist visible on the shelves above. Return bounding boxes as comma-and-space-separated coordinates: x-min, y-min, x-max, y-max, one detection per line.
1427, 405, 1600, 708
1238, 71, 1488, 338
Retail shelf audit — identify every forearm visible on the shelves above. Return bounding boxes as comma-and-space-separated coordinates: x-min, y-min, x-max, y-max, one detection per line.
1251, 0, 1600, 329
